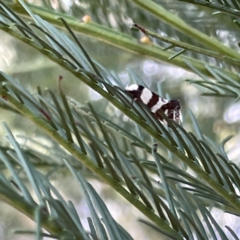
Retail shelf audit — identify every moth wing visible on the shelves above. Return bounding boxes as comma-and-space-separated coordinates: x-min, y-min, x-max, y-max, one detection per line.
155, 100, 181, 123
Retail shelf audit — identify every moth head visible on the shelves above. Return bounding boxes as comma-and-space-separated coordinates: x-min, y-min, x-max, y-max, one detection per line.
125, 84, 144, 100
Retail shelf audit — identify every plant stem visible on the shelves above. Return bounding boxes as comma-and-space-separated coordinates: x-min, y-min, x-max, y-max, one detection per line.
3, 1, 239, 82
134, 23, 240, 66
131, 0, 240, 59
0, 88, 182, 240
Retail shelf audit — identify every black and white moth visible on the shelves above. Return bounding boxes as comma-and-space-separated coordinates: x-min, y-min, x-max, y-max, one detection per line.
125, 84, 181, 124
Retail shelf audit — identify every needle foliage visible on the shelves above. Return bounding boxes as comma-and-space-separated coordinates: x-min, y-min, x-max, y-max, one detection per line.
0, 0, 239, 239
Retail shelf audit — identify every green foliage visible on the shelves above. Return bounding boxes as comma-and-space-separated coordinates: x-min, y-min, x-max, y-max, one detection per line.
0, 0, 239, 239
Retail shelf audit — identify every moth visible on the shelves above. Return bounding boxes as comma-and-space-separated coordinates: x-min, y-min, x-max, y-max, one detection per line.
125, 84, 181, 124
